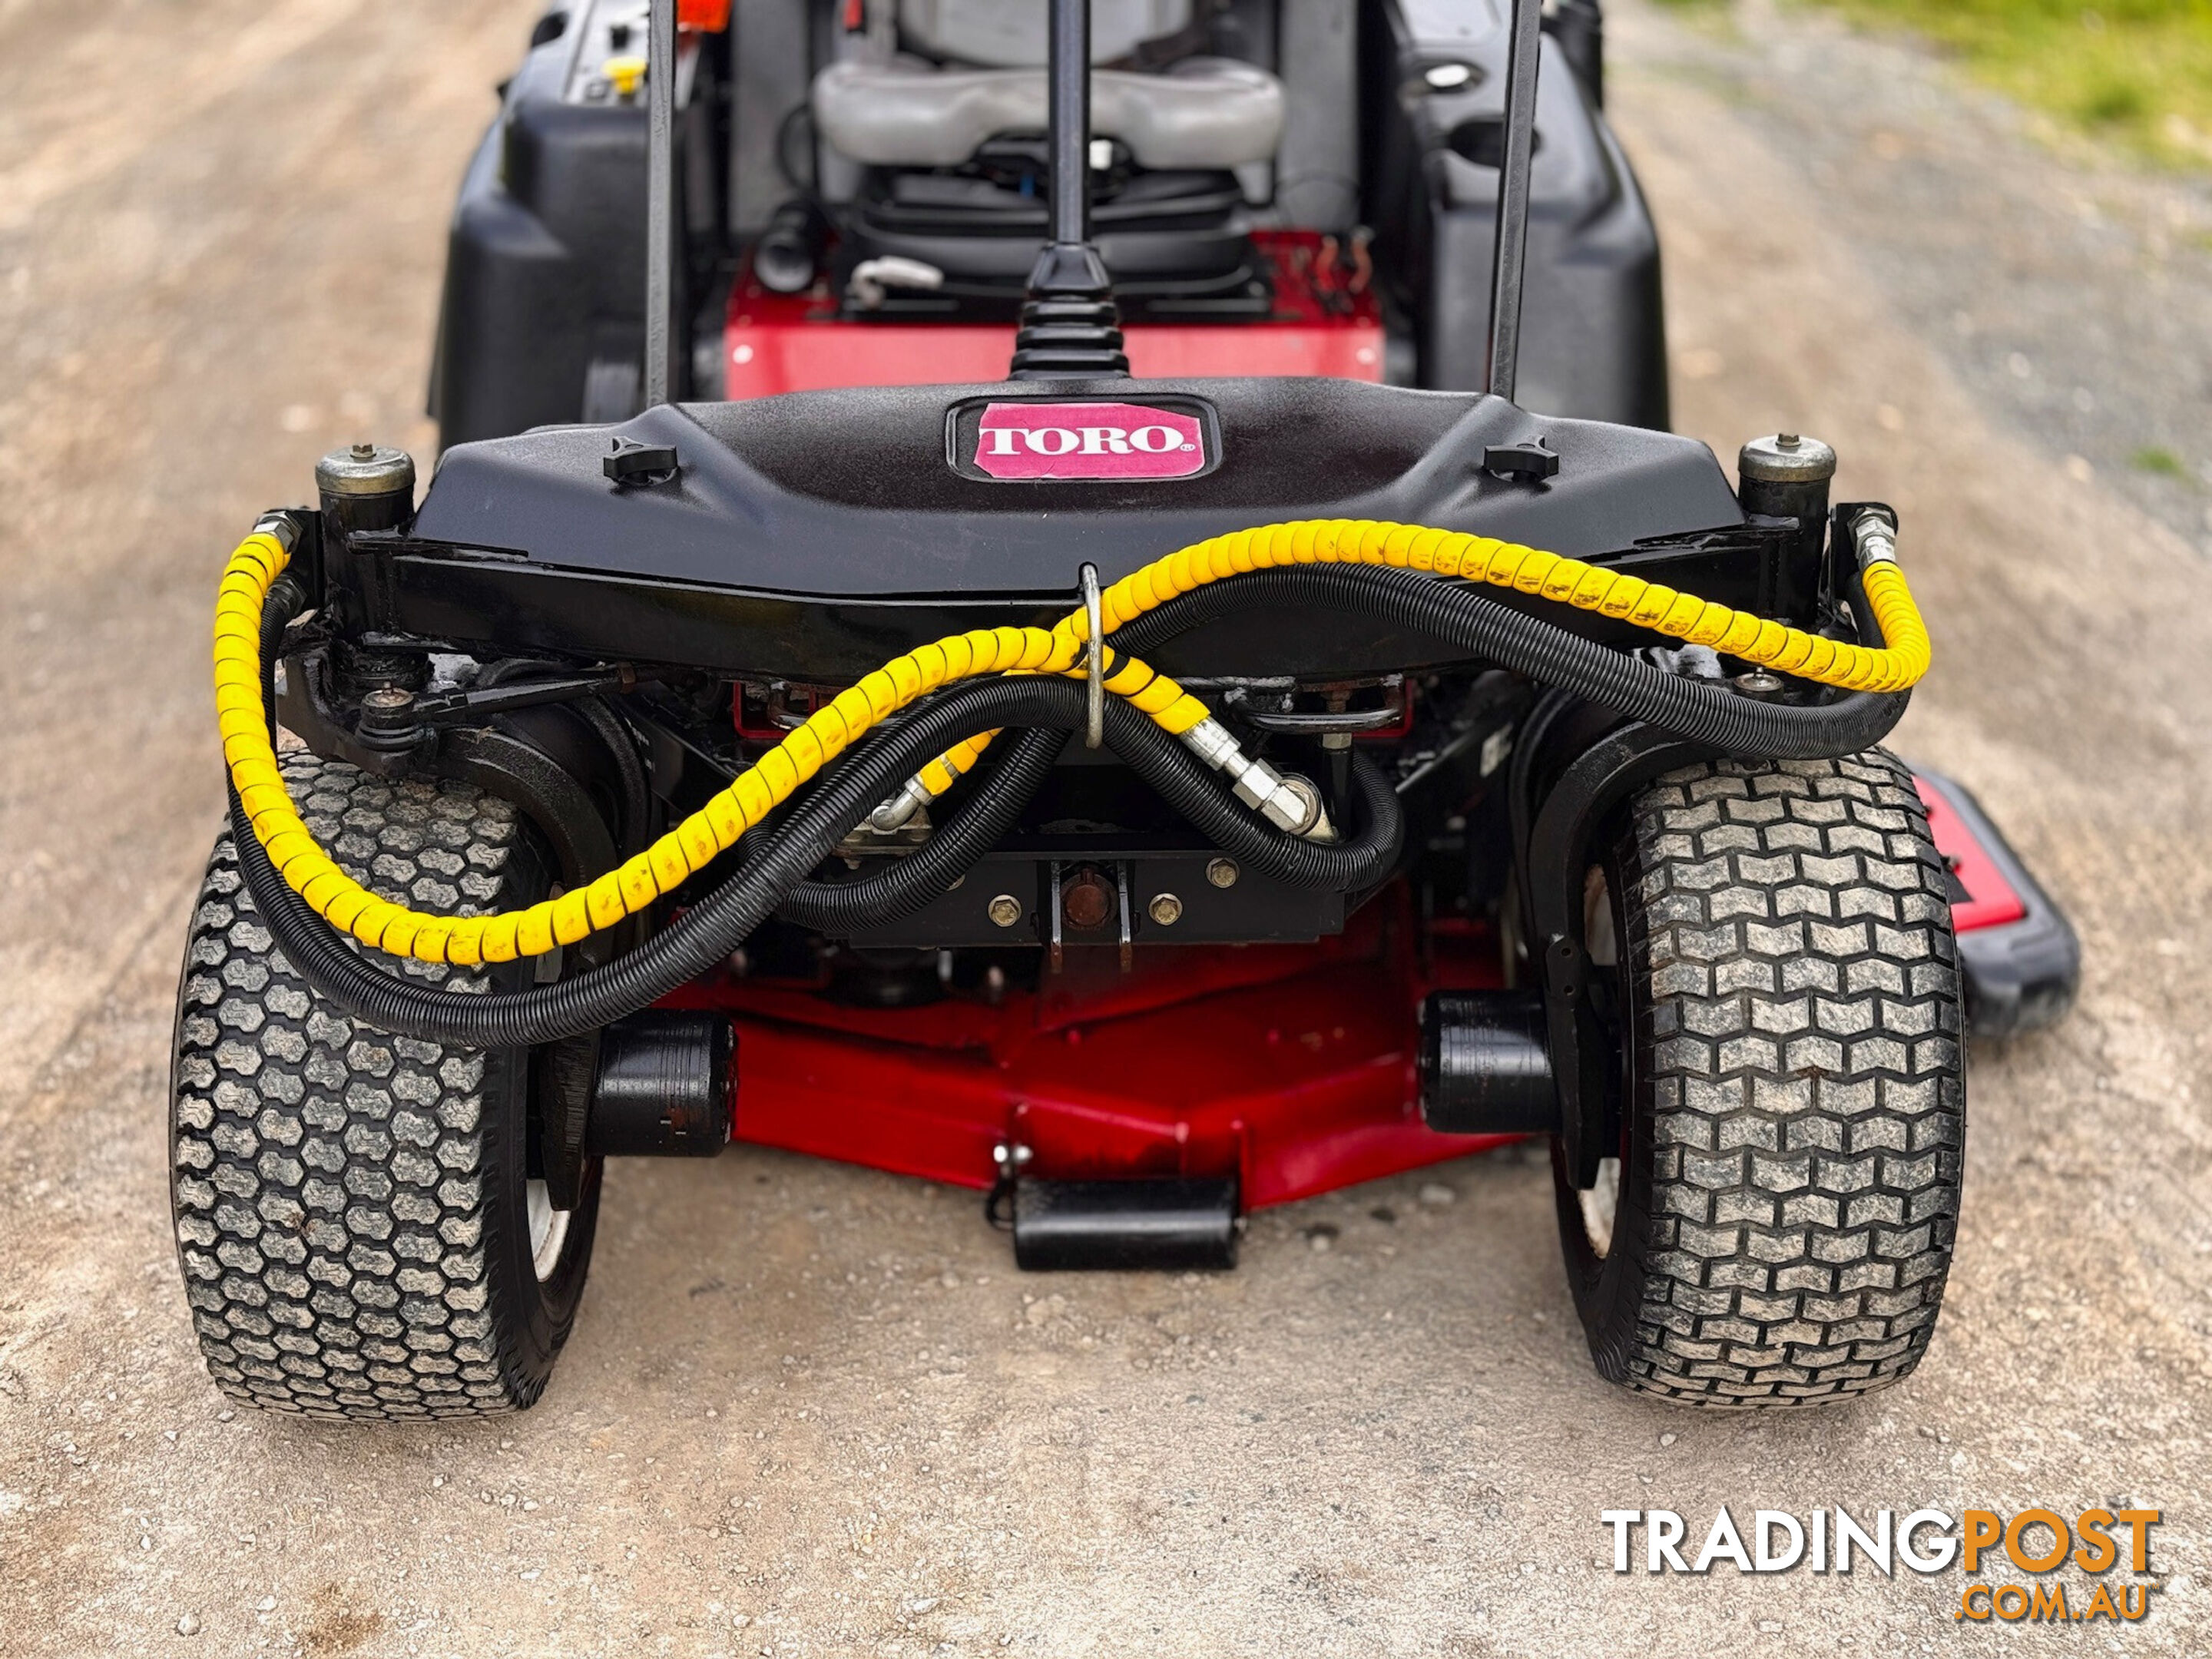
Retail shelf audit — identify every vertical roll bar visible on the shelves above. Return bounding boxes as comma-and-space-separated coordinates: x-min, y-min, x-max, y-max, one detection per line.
1485, 0, 1542, 403
644, 0, 677, 408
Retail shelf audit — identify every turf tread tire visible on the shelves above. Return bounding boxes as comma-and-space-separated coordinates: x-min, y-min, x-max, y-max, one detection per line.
1561, 750, 1965, 1407
170, 753, 594, 1420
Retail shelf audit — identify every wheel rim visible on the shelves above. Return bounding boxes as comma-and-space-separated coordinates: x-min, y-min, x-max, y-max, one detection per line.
1578, 866, 1622, 1258
525, 1179, 571, 1283
1578, 1157, 1621, 1258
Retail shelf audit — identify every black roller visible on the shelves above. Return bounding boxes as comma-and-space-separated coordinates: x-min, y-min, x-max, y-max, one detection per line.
1011, 1177, 1239, 1271
1419, 990, 1559, 1134
585, 1011, 732, 1157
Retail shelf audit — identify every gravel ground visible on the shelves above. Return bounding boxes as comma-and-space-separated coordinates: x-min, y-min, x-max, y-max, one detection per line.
0, 2, 2206, 1654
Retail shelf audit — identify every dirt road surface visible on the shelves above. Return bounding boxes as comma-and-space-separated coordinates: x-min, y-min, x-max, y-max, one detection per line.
0, 1, 2205, 1654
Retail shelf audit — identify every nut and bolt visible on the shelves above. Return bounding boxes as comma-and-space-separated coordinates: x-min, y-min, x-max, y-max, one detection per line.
1206, 857, 1240, 889
1147, 892, 1184, 927
355, 686, 424, 753
1733, 669, 1786, 699
986, 894, 1024, 929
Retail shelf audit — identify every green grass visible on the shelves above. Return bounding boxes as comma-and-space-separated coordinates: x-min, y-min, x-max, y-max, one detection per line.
2133, 445, 2189, 475
1800, 2, 2212, 165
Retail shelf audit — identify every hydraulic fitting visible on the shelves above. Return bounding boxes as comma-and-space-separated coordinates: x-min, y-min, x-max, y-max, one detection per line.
866, 775, 935, 833
1177, 717, 1337, 841
1851, 507, 1901, 571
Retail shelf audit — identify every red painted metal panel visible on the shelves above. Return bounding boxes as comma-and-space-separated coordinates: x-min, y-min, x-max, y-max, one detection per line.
1915, 777, 2028, 932
668, 887, 1514, 1207
724, 231, 1386, 399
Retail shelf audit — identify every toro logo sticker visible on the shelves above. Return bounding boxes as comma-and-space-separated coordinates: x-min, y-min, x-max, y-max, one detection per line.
962, 400, 1210, 482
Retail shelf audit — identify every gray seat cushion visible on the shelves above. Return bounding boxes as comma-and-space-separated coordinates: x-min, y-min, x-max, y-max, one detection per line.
898, 0, 1194, 68
812, 56, 1286, 171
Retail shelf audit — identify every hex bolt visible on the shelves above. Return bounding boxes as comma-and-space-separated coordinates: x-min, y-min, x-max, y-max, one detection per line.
1148, 892, 1184, 926
1206, 857, 1240, 889
986, 895, 1023, 929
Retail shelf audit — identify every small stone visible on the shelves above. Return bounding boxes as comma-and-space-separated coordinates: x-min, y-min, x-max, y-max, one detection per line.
1759, 1621, 1783, 1634
256, 1596, 276, 1612
940, 1271, 959, 1290
176, 1613, 202, 1637
1417, 1184, 1456, 1207
216, 1411, 235, 1424
1659, 1432, 1677, 1447
903, 1597, 941, 1615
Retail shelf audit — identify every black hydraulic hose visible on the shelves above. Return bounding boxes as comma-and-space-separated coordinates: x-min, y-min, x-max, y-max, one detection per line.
234, 550, 1886, 1045
777, 727, 1068, 931
233, 674, 1402, 1045
234, 677, 1062, 1048
777, 687, 1406, 931
1107, 565, 1909, 760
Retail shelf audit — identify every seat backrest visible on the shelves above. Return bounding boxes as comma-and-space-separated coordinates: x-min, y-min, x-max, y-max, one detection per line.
898, 0, 1195, 67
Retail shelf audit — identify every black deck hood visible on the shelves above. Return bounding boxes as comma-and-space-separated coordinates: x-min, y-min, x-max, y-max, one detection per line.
386, 378, 1756, 679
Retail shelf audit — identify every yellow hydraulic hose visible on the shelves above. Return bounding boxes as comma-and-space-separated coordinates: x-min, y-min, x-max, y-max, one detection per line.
215, 516, 1929, 967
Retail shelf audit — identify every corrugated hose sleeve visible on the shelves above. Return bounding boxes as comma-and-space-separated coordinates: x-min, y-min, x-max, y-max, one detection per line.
216, 515, 1931, 966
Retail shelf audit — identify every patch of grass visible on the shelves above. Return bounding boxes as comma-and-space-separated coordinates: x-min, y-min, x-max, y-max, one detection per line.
2132, 445, 2189, 475
1801, 1, 2212, 166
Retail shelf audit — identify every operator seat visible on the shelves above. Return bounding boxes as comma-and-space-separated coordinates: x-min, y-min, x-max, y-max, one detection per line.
805, 0, 1288, 316
813, 0, 1286, 174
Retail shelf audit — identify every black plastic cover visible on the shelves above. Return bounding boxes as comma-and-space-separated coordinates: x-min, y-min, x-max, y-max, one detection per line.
1913, 768, 2081, 1039
394, 377, 1746, 677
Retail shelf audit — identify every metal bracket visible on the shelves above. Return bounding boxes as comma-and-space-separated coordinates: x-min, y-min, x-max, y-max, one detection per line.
1080, 561, 1104, 750
1514, 713, 1716, 1188
1047, 857, 1066, 972
1116, 860, 1134, 970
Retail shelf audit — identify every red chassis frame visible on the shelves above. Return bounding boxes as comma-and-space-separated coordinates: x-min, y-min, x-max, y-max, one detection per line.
687, 237, 2012, 1209
724, 230, 1386, 397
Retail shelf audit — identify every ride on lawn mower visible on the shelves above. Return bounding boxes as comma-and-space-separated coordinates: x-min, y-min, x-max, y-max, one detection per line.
173, 0, 2078, 1419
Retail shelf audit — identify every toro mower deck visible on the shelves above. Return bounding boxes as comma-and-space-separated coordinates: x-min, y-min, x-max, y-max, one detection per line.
171, 0, 2075, 1423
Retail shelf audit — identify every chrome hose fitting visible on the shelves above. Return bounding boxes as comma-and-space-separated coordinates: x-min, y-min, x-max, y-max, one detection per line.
1178, 717, 1338, 841
865, 774, 937, 833
1852, 508, 1900, 572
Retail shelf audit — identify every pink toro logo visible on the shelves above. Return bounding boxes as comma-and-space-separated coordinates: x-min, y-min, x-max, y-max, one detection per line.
972, 401, 1207, 481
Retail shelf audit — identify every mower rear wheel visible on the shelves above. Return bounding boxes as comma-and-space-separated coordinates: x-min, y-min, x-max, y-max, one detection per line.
1555, 752, 1965, 1407
169, 753, 600, 1419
